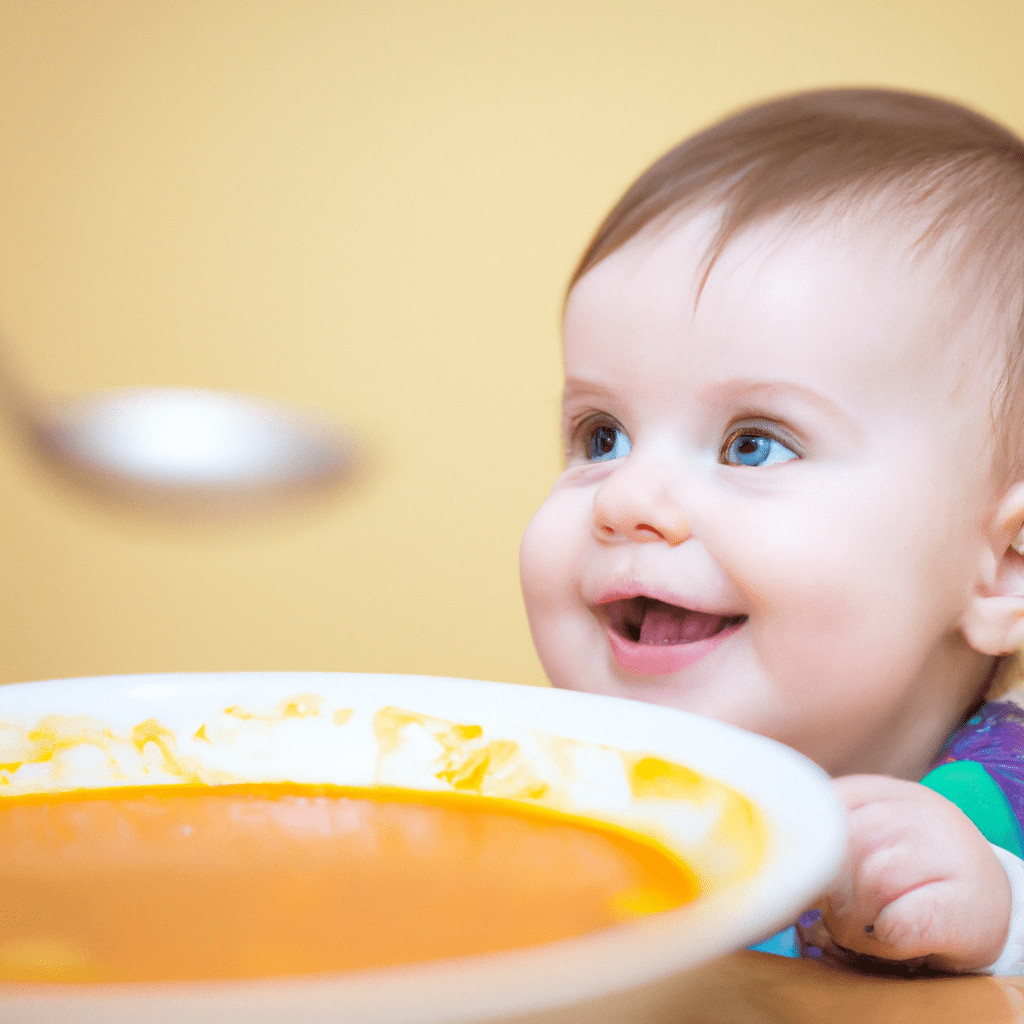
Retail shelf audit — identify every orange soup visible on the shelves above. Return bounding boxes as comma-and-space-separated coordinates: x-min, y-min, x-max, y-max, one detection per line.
0, 784, 698, 982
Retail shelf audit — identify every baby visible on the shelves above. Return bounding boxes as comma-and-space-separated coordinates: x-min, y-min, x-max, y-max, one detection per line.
519, 88, 1024, 974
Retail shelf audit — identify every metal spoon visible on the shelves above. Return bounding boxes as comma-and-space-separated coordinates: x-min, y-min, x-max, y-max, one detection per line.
0, 346, 358, 513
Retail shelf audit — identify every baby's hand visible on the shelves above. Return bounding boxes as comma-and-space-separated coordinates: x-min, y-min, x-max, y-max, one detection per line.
802, 775, 1012, 973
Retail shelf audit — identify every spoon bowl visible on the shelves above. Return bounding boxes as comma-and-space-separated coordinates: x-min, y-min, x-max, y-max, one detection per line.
0, 342, 359, 512
32, 387, 357, 507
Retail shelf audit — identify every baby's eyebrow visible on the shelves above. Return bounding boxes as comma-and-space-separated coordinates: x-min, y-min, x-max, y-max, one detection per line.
703, 379, 862, 439
561, 377, 616, 408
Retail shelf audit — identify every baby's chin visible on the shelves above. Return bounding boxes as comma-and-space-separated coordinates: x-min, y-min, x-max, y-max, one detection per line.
542, 650, 708, 707
542, 655, 799, 751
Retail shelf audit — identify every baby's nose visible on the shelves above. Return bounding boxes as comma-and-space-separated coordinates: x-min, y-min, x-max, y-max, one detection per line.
591, 456, 690, 545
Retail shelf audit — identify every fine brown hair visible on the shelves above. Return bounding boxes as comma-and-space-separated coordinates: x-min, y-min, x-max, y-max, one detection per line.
569, 88, 1024, 478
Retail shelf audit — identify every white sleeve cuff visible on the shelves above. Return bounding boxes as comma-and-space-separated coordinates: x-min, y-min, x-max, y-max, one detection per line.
980, 843, 1024, 975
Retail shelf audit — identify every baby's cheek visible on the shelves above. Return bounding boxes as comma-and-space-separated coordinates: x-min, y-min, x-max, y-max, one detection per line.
519, 506, 579, 641
520, 490, 585, 582
519, 512, 559, 607
701, 503, 825, 579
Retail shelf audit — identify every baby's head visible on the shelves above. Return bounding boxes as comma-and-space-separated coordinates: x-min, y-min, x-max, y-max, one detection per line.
520, 88, 1024, 780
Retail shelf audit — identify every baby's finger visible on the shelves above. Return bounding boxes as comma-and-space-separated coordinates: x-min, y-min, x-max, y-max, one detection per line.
871, 878, 1010, 971
808, 902, 941, 978
868, 882, 954, 962
826, 877, 1002, 969
818, 896, 883, 957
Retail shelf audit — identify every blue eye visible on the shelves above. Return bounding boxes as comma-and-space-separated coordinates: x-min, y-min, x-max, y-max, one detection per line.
587, 424, 631, 462
723, 433, 798, 467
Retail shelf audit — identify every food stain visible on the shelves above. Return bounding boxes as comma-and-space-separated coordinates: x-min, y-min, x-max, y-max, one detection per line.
3, 717, 109, 768
131, 719, 207, 785
0, 716, 118, 782
627, 756, 706, 800
0, 715, 234, 792
623, 753, 768, 883
223, 693, 325, 722
373, 707, 549, 800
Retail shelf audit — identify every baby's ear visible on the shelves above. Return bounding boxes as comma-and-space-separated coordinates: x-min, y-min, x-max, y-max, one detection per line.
961, 482, 1024, 655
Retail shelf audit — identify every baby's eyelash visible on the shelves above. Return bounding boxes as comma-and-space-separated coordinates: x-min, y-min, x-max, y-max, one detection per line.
719, 418, 803, 461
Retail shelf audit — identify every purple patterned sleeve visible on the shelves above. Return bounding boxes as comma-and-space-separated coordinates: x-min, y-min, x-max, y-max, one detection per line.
931, 700, 1024, 830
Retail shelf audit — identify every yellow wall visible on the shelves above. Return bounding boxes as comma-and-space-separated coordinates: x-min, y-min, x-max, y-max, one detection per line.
1, 1, 1022, 687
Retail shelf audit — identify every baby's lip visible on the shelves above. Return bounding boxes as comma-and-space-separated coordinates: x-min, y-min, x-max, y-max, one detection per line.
598, 594, 746, 647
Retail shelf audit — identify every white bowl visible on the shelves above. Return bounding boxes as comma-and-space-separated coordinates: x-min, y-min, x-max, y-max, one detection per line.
0, 672, 844, 1024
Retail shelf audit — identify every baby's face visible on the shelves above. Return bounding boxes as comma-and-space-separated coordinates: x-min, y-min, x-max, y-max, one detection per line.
520, 210, 1003, 779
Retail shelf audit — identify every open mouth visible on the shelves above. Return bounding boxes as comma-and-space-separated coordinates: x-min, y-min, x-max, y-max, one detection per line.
603, 597, 746, 647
